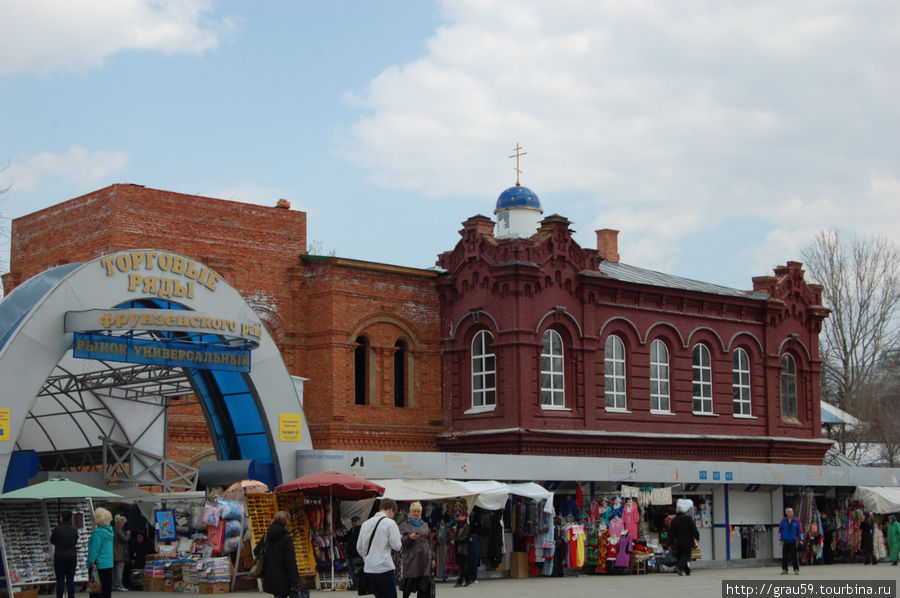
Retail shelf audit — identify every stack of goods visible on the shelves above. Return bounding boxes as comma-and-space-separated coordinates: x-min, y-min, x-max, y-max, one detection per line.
143, 558, 174, 592
182, 561, 203, 593
197, 556, 233, 594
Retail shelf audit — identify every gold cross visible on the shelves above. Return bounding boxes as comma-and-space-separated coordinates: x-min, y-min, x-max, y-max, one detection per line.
508, 143, 527, 186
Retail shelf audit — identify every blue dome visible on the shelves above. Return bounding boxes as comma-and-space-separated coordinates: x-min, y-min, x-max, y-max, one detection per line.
495, 185, 542, 212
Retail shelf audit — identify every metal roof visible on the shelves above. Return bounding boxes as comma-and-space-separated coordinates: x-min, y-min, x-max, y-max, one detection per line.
593, 260, 770, 300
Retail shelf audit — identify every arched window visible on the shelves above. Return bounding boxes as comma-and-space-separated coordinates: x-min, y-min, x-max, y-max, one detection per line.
780, 354, 798, 418
472, 330, 496, 408
541, 330, 565, 408
650, 339, 670, 412
692, 344, 713, 413
732, 348, 752, 416
354, 336, 369, 405
394, 339, 407, 408
604, 335, 626, 410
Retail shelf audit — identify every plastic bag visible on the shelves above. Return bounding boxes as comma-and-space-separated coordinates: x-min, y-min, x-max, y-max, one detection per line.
89, 564, 102, 594
202, 503, 221, 526
216, 497, 243, 520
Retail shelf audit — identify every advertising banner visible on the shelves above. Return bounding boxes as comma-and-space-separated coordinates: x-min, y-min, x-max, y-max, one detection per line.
72, 332, 251, 372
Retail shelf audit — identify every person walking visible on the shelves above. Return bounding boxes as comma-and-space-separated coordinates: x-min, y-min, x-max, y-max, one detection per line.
357, 498, 402, 598
398, 502, 434, 598
112, 514, 130, 591
820, 511, 835, 564
87, 507, 115, 598
670, 499, 699, 576
778, 507, 803, 575
342, 516, 363, 590
886, 515, 900, 566
860, 512, 876, 565
256, 511, 304, 598
452, 510, 472, 587
50, 510, 78, 598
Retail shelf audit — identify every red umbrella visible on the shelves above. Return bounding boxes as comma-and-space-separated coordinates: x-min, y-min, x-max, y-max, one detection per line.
274, 470, 384, 500
275, 471, 384, 590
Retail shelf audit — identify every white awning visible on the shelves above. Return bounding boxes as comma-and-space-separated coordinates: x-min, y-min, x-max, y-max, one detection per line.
376, 478, 553, 513
854, 486, 900, 513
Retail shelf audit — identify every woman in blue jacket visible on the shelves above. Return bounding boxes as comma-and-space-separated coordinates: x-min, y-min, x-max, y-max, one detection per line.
88, 507, 115, 598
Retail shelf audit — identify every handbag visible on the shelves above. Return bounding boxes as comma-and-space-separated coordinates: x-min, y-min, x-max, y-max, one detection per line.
249, 534, 266, 578
88, 563, 102, 594
357, 517, 385, 596
690, 539, 702, 561
422, 575, 436, 598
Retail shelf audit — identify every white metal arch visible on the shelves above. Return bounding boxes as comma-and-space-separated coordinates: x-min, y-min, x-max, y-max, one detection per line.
0, 250, 311, 487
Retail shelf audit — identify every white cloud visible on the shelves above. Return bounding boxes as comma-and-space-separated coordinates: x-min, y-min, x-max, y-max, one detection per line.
341, 0, 900, 279
2, 146, 129, 191
0, 0, 234, 76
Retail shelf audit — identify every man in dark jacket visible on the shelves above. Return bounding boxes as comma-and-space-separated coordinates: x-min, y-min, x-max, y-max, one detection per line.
50, 510, 79, 598
342, 516, 362, 590
671, 505, 700, 576
820, 511, 835, 564
256, 511, 304, 598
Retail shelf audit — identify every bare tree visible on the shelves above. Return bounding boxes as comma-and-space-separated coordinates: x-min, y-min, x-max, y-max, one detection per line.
800, 229, 900, 458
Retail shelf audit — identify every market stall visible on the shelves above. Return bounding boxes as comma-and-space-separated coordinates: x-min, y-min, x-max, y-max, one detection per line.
0, 478, 121, 598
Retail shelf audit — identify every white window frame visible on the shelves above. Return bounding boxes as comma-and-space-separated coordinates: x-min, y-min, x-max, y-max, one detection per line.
780, 354, 798, 418
604, 335, 627, 411
540, 329, 565, 408
692, 344, 714, 414
650, 339, 671, 413
471, 330, 496, 409
732, 348, 752, 416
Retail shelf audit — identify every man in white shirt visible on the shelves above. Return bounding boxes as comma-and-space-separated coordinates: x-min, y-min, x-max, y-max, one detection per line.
357, 498, 402, 598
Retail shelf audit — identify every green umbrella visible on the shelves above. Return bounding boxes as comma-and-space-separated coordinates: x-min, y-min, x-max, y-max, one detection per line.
0, 477, 122, 500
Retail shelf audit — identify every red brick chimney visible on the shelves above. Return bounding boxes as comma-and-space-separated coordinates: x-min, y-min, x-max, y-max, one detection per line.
596, 229, 620, 263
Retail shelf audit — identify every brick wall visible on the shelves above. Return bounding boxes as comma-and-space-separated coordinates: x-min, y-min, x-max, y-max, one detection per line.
3, 184, 445, 469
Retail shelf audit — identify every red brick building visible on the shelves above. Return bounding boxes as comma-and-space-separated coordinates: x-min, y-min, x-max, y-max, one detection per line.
436, 198, 830, 463
3, 182, 831, 468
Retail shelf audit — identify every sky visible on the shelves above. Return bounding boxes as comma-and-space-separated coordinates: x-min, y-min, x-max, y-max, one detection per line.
1, 0, 899, 292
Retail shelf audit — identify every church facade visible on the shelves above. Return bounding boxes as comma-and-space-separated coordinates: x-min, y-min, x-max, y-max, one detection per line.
2, 181, 832, 468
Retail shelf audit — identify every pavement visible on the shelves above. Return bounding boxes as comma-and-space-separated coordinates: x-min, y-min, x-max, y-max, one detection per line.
82, 562, 898, 598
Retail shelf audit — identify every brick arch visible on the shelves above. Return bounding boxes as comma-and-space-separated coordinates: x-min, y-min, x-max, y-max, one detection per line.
450, 309, 500, 339
350, 313, 424, 347
777, 336, 812, 362
535, 307, 583, 338
686, 326, 727, 353
598, 316, 641, 343
644, 321, 685, 348
726, 330, 765, 354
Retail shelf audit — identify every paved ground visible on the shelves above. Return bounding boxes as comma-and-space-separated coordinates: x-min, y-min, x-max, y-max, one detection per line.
82, 562, 898, 598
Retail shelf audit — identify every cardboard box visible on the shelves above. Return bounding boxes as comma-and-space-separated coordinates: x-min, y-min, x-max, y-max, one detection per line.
13, 589, 38, 598
509, 552, 529, 578
145, 576, 166, 592
232, 576, 259, 591
200, 582, 230, 594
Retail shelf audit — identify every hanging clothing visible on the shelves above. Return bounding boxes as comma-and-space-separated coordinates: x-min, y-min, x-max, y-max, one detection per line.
614, 533, 633, 569
622, 501, 639, 539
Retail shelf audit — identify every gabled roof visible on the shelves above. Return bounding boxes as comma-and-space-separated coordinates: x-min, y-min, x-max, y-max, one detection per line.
593, 260, 770, 300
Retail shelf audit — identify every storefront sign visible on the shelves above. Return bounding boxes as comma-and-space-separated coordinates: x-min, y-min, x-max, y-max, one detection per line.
0, 408, 9, 441
65, 309, 261, 346
73, 332, 251, 372
100, 251, 222, 300
279, 414, 304, 442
